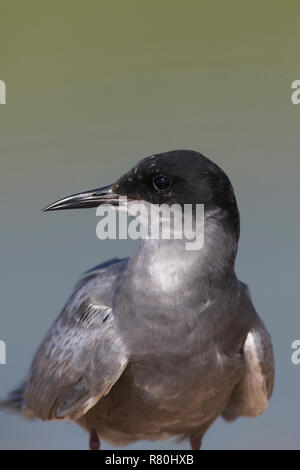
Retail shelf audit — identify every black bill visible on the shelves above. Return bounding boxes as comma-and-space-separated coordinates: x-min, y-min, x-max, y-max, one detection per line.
43, 184, 121, 211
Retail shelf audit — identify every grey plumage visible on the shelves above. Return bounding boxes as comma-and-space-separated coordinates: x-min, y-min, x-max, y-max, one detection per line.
1, 150, 274, 448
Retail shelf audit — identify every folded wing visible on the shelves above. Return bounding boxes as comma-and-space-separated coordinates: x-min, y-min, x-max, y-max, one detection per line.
223, 320, 274, 420
24, 258, 129, 421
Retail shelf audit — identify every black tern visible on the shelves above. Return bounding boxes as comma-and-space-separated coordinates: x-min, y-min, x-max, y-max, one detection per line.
2, 150, 274, 450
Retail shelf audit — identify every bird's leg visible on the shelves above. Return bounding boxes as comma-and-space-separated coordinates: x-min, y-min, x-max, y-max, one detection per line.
89, 429, 100, 450
190, 435, 202, 450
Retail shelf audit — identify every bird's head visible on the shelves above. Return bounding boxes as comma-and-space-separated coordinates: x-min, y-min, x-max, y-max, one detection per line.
43, 149, 239, 239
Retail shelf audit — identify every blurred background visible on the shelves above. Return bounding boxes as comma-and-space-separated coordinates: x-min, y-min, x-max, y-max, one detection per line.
0, 0, 299, 449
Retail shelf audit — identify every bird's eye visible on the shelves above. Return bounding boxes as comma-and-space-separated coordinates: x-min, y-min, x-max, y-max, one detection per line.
153, 175, 172, 191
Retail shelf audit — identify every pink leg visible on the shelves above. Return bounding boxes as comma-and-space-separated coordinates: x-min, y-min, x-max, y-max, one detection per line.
190, 435, 202, 450
89, 429, 100, 450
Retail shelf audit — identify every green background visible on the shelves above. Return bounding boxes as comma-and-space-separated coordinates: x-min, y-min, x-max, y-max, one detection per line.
0, 1, 299, 449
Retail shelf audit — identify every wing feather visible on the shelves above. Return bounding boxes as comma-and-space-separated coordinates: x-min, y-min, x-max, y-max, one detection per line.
223, 321, 274, 420
24, 258, 129, 421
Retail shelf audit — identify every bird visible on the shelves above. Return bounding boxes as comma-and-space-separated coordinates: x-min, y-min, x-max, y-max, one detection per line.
1, 149, 274, 450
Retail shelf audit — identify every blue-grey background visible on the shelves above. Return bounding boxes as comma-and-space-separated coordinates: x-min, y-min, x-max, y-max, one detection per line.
0, 1, 299, 449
